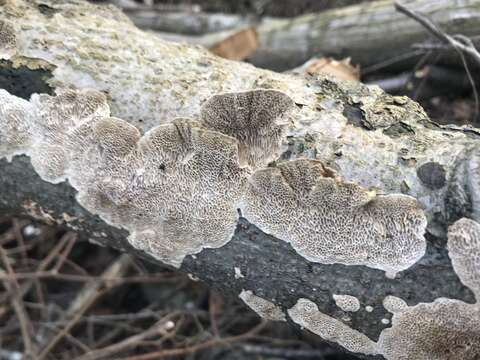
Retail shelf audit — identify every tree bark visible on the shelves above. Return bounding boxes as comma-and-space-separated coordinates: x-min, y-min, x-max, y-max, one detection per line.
1, 0, 479, 358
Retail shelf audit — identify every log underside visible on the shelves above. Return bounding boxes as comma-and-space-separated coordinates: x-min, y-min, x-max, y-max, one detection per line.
0, 156, 474, 358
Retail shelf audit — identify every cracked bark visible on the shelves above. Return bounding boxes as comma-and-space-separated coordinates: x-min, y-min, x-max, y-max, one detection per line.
0, 0, 479, 358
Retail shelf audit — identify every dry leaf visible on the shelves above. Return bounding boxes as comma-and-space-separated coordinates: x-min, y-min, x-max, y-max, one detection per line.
209, 27, 257, 61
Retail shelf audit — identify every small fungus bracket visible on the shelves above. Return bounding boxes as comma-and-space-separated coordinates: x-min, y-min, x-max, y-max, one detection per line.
200, 89, 295, 168
241, 158, 427, 277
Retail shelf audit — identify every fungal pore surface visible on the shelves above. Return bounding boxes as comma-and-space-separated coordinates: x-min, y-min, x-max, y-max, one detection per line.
333, 294, 361, 312
239, 290, 286, 322
200, 89, 294, 169
241, 159, 427, 277
0, 88, 251, 267
1, 86, 429, 274
377, 218, 480, 360
0, 20, 16, 60
288, 218, 480, 359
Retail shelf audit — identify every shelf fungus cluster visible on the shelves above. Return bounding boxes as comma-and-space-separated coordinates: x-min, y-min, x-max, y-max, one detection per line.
0, 87, 428, 273
288, 218, 480, 359
2, 86, 458, 359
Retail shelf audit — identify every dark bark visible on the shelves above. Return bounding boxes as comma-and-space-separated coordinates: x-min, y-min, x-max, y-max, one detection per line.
0, 156, 474, 358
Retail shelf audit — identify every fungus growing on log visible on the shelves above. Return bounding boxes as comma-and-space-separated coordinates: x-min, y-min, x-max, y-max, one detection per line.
376, 218, 480, 359
382, 295, 408, 314
200, 89, 295, 168
1, 87, 430, 274
333, 294, 361, 312
0, 88, 251, 267
0, 20, 16, 60
288, 298, 379, 355
239, 290, 286, 322
0, 90, 34, 159
447, 218, 480, 298
287, 218, 480, 359
378, 298, 480, 360
241, 159, 427, 277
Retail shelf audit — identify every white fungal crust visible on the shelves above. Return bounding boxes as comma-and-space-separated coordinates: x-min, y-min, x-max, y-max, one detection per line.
0, 90, 34, 159
241, 159, 427, 276
30, 89, 111, 183
382, 295, 408, 314
377, 298, 480, 360
0, 89, 251, 267
288, 298, 379, 355
447, 218, 480, 298
333, 294, 361, 312
0, 87, 429, 274
0, 20, 16, 60
374, 219, 480, 360
239, 290, 286, 322
200, 89, 295, 168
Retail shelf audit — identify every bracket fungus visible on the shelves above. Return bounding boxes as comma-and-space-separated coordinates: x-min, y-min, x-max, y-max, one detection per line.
3, 84, 479, 359
200, 89, 295, 168
241, 159, 427, 277
378, 298, 480, 360
0, 90, 34, 159
288, 218, 480, 359
0, 88, 251, 267
1, 87, 430, 273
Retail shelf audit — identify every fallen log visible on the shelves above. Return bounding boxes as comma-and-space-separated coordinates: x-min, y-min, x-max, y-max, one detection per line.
122, 9, 255, 35
250, 0, 480, 71
1, 1, 480, 359
114, 0, 480, 72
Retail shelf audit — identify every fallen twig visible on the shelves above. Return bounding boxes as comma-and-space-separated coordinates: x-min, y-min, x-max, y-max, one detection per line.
0, 245, 37, 358
76, 315, 176, 360
395, 1, 480, 121
120, 321, 268, 360
37, 254, 133, 359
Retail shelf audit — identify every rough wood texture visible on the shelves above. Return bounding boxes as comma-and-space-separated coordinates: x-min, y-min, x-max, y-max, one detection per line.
1, 1, 479, 358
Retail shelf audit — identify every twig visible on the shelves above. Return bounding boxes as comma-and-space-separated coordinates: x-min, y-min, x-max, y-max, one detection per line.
0, 271, 175, 283
51, 232, 77, 272
12, 219, 28, 266
0, 245, 37, 359
0, 232, 76, 303
37, 254, 133, 359
121, 320, 268, 360
41, 323, 92, 353
76, 316, 176, 360
239, 343, 338, 359
209, 291, 222, 338
395, 1, 480, 121
395, 2, 480, 65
